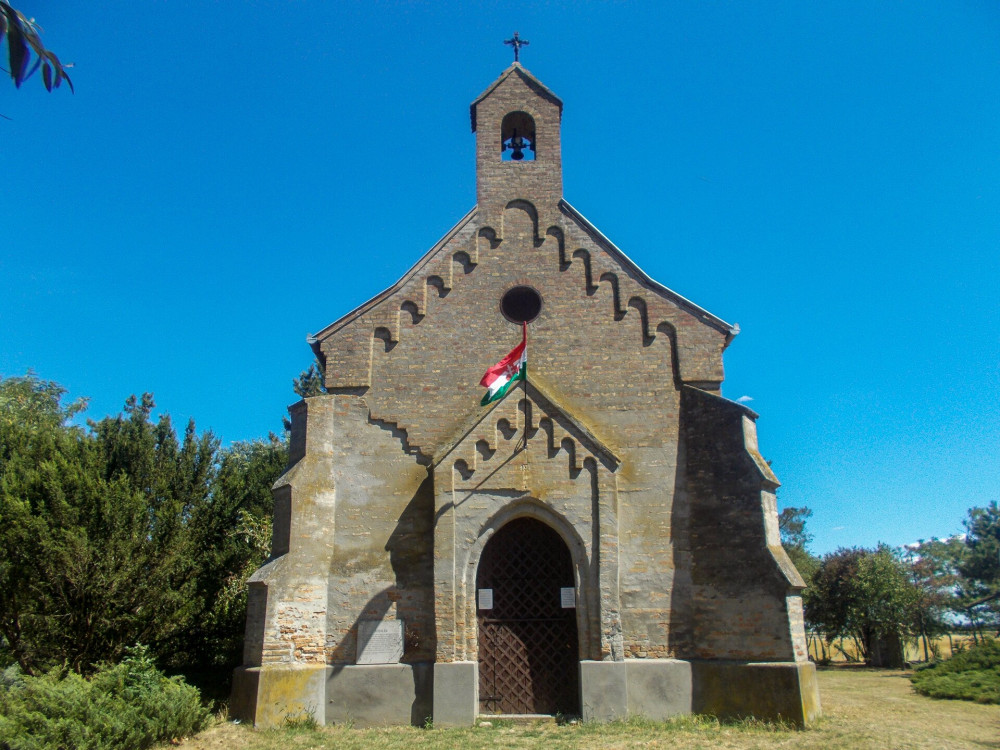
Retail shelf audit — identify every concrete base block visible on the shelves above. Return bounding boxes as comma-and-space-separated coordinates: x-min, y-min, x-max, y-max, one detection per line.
626, 659, 692, 720
692, 660, 821, 727
230, 664, 327, 728
432, 662, 478, 726
326, 663, 433, 727
580, 660, 627, 721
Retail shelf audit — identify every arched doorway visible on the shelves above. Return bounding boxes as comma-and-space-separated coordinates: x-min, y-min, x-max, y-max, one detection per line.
476, 517, 579, 715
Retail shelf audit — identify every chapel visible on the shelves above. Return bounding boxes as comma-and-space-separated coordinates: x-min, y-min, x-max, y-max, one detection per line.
232, 58, 820, 728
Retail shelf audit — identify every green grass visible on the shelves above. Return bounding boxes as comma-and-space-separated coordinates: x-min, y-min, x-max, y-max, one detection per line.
910, 638, 1000, 704
177, 669, 1000, 750
191, 712, 802, 750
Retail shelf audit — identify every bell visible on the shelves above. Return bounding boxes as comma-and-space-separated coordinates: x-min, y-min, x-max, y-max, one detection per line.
508, 129, 527, 160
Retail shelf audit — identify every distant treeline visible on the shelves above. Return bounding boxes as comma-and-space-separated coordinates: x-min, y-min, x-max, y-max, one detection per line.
781, 504, 1000, 667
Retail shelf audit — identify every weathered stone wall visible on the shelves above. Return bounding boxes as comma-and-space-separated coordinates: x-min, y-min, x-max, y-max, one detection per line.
243, 397, 337, 667
323, 398, 435, 666
242, 395, 436, 670
680, 385, 808, 662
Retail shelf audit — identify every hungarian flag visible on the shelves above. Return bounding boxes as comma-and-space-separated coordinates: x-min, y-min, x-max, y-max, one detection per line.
480, 323, 527, 406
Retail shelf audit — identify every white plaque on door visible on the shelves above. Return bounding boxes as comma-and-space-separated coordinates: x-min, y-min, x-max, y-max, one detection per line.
560, 587, 576, 608
478, 588, 494, 610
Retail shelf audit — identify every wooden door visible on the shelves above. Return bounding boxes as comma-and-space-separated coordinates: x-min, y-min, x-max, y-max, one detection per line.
477, 517, 579, 715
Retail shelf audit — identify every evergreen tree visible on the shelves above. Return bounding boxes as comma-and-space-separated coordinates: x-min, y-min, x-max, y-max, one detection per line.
183, 435, 286, 668
958, 501, 1000, 627
87, 394, 219, 668
0, 373, 286, 676
282, 359, 327, 432
0, 374, 90, 672
0, 377, 220, 673
292, 360, 327, 399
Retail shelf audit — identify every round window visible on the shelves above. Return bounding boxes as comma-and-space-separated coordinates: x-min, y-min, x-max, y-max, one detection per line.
500, 286, 542, 323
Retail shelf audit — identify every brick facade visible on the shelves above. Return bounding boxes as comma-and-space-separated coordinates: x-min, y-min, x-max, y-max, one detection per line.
232, 63, 820, 728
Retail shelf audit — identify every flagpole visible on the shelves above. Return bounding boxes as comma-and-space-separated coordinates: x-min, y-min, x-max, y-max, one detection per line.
521, 320, 528, 454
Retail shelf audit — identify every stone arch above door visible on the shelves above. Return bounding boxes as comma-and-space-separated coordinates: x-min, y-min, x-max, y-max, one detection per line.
431, 381, 623, 665
464, 498, 598, 663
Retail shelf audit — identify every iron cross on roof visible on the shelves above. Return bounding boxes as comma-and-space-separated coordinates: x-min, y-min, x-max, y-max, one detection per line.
505, 31, 529, 62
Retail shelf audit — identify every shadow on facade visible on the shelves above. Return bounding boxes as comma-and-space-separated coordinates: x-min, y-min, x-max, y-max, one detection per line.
668, 401, 694, 659
327, 474, 436, 725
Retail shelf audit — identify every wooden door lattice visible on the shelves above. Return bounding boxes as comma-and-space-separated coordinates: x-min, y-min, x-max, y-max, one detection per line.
477, 518, 579, 715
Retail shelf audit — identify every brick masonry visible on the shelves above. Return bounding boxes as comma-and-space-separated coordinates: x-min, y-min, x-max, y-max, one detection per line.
233, 62, 819, 727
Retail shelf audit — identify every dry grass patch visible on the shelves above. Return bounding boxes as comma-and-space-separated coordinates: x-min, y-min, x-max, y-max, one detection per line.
172, 668, 1000, 750
809, 633, 980, 664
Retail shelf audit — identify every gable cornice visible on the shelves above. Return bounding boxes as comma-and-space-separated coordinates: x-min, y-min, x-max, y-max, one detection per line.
308, 206, 478, 355
559, 199, 739, 342
432, 378, 620, 470
469, 62, 564, 133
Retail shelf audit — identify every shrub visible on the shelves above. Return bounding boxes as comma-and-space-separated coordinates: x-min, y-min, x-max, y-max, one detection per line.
0, 646, 209, 749
910, 638, 1000, 704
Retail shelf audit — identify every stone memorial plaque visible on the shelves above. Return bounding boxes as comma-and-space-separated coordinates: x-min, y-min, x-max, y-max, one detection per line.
356, 620, 404, 665
478, 588, 493, 610
560, 587, 576, 608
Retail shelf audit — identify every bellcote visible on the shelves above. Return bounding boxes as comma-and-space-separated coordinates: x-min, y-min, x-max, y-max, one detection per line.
470, 64, 564, 218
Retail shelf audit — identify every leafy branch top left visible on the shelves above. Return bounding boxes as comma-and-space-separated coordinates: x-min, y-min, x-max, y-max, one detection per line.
1, 1, 72, 92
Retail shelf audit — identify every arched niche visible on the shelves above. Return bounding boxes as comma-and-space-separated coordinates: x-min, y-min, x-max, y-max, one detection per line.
501, 111, 536, 161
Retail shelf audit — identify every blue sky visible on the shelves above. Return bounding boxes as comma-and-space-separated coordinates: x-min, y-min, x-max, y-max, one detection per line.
3, 1, 998, 555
